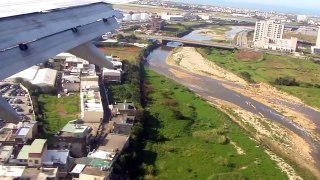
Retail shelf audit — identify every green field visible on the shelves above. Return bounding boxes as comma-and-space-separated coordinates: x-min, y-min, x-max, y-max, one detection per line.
162, 22, 208, 36
198, 48, 320, 108
99, 46, 142, 63
138, 69, 287, 179
38, 94, 80, 134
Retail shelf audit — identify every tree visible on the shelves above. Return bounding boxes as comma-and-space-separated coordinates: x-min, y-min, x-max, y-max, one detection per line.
15, 77, 24, 84
116, 34, 124, 40
275, 76, 299, 86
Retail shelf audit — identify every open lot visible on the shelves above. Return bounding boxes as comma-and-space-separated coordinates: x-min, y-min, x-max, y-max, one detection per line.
99, 46, 142, 63
38, 93, 80, 134
138, 69, 288, 179
0, 83, 34, 121
198, 48, 320, 108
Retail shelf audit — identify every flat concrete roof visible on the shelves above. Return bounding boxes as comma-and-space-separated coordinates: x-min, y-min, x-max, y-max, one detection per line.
16, 127, 30, 136
0, 146, 13, 161
71, 164, 86, 174
61, 122, 90, 138
29, 139, 47, 154
42, 150, 69, 165
98, 133, 129, 152
7, 66, 39, 81
82, 166, 107, 177
17, 145, 31, 159
0, 165, 25, 177
31, 68, 57, 86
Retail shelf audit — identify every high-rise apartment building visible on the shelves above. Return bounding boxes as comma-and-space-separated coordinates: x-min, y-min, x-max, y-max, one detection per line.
317, 26, 320, 47
311, 26, 320, 54
253, 20, 284, 41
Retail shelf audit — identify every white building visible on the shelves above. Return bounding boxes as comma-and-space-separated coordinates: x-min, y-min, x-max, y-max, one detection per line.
161, 15, 184, 22
253, 20, 284, 41
31, 68, 57, 87
253, 20, 297, 52
122, 14, 132, 22
6, 66, 39, 82
5, 66, 57, 86
297, 15, 308, 22
311, 26, 320, 54
81, 80, 104, 123
256, 37, 298, 52
140, 13, 150, 21
131, 13, 141, 21
102, 68, 121, 82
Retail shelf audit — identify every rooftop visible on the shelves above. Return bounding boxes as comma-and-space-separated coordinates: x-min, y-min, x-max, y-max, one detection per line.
31, 68, 57, 86
89, 158, 112, 168
7, 66, 39, 81
113, 102, 136, 111
98, 133, 129, 153
110, 114, 135, 124
42, 150, 69, 165
60, 121, 91, 138
0, 146, 13, 161
21, 167, 57, 180
29, 139, 47, 154
0, 165, 25, 177
82, 166, 108, 177
16, 127, 30, 137
17, 145, 31, 159
71, 164, 86, 174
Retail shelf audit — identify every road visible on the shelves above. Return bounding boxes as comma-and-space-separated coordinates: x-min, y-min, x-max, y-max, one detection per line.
236, 30, 248, 48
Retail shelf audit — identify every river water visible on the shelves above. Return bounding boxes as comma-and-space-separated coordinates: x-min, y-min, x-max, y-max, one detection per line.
145, 31, 320, 167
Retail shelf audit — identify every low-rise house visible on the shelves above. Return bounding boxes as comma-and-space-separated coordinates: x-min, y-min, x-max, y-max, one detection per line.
53, 121, 92, 157
42, 150, 72, 178
21, 167, 58, 180
15, 139, 48, 167
81, 81, 104, 123
0, 127, 15, 145
15, 121, 38, 144
28, 139, 47, 167
80, 166, 110, 180
0, 145, 14, 164
16, 145, 31, 166
102, 68, 121, 82
97, 133, 129, 163
72, 158, 112, 179
111, 60, 122, 70
111, 102, 136, 116
109, 114, 135, 135
0, 165, 25, 178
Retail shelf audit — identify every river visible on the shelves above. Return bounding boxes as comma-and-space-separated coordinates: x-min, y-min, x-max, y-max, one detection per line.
145, 31, 320, 168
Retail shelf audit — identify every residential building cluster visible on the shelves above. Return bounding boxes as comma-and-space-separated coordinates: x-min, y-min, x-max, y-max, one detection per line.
253, 20, 298, 52
0, 52, 137, 179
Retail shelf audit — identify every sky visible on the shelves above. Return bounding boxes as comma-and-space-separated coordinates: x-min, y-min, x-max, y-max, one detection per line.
172, 0, 320, 15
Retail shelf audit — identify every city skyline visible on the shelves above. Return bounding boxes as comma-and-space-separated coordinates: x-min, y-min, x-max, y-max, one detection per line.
171, 0, 320, 15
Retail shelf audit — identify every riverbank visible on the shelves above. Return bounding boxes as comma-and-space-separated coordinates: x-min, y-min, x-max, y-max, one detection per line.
166, 46, 320, 178
137, 68, 289, 179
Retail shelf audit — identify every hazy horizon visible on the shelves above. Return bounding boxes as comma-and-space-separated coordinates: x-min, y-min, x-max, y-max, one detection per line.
171, 0, 320, 15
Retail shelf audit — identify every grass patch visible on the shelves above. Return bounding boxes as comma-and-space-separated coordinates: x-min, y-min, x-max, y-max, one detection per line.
198, 48, 320, 108
283, 32, 317, 44
138, 69, 288, 179
38, 93, 80, 134
99, 46, 142, 63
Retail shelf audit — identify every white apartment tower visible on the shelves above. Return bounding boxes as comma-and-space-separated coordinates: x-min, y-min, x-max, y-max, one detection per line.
317, 26, 320, 47
311, 26, 320, 54
253, 20, 284, 41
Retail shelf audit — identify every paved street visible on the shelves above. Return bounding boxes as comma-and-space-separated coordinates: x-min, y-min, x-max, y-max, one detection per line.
236, 30, 249, 48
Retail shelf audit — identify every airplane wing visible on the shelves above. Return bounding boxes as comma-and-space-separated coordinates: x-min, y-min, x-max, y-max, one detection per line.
0, 0, 125, 123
